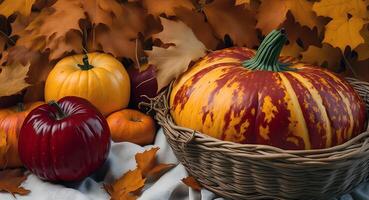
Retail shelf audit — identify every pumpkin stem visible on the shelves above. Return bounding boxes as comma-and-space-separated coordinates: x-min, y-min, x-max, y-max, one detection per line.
242, 29, 293, 72
48, 101, 67, 120
77, 54, 93, 70
16, 102, 25, 112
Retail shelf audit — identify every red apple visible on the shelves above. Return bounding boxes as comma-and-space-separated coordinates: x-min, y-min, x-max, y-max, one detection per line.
127, 64, 158, 111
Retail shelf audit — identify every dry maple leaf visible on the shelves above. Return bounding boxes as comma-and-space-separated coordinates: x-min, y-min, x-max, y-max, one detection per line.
146, 17, 207, 91
0, 63, 30, 97
89, 3, 146, 62
204, 0, 259, 47
182, 176, 201, 191
0, 0, 36, 17
323, 17, 365, 52
174, 7, 220, 50
142, 0, 194, 17
145, 163, 175, 181
256, 0, 322, 35
0, 169, 30, 197
135, 147, 159, 176
83, 0, 124, 26
16, 0, 84, 60
105, 168, 145, 200
313, 0, 368, 18
301, 44, 342, 71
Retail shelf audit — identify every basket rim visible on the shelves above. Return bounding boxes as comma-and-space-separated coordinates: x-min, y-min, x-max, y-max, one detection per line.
146, 77, 369, 159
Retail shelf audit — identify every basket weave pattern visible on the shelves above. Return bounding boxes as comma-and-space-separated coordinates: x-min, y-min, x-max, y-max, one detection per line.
149, 77, 369, 200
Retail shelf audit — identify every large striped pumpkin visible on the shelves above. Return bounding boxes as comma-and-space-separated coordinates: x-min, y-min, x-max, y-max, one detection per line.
170, 30, 367, 150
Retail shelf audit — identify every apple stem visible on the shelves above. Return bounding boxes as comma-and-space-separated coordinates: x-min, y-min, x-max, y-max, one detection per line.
48, 101, 66, 120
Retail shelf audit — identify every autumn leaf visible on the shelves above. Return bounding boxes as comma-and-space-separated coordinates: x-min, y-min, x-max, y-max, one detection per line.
0, 169, 30, 197
0, 0, 36, 17
146, 163, 175, 180
323, 17, 365, 51
182, 176, 201, 191
204, 0, 258, 47
313, 0, 368, 18
135, 147, 159, 176
146, 17, 207, 91
174, 7, 220, 50
301, 44, 342, 71
105, 168, 145, 200
142, 0, 194, 17
256, 0, 322, 35
0, 63, 30, 97
83, 0, 124, 26
281, 42, 304, 58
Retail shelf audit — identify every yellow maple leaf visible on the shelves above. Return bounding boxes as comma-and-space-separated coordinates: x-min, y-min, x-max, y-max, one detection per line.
323, 17, 365, 52
281, 43, 304, 58
146, 17, 206, 91
313, 0, 368, 18
0, 63, 30, 97
301, 44, 342, 71
0, 0, 36, 17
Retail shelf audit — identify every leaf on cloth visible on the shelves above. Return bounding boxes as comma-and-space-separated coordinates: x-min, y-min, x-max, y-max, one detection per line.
312, 0, 368, 18
135, 147, 159, 176
145, 163, 175, 181
0, 169, 30, 196
181, 176, 201, 191
0, 0, 36, 17
146, 17, 206, 91
203, 0, 259, 47
256, 0, 322, 35
0, 63, 30, 97
301, 44, 342, 71
323, 17, 365, 52
141, 0, 194, 17
104, 168, 145, 200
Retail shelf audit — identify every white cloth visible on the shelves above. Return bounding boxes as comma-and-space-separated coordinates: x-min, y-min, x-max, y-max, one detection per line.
0, 129, 368, 200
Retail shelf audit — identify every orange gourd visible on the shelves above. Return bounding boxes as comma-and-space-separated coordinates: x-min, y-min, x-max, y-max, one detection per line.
0, 102, 43, 168
107, 109, 156, 145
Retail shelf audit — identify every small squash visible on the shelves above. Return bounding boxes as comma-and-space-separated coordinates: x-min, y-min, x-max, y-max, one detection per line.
107, 109, 156, 145
0, 102, 43, 168
45, 53, 130, 116
170, 29, 367, 150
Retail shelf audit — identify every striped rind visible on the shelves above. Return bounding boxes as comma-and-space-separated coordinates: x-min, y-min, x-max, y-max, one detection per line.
170, 47, 367, 150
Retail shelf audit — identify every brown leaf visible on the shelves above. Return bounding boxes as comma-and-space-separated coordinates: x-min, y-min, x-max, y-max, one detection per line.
142, 0, 194, 17
106, 168, 145, 200
301, 44, 342, 71
146, 17, 206, 91
0, 169, 30, 196
16, 0, 84, 60
83, 0, 124, 26
135, 147, 159, 176
235, 0, 250, 5
90, 3, 146, 62
182, 176, 201, 191
0, 62, 30, 97
174, 7, 220, 50
204, 0, 258, 47
0, 0, 36, 17
146, 163, 175, 180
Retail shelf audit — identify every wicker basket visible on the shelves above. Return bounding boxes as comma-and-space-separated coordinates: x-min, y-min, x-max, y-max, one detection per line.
146, 77, 369, 200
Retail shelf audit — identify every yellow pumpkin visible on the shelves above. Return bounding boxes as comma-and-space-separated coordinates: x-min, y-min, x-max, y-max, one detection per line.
0, 102, 43, 168
45, 53, 130, 116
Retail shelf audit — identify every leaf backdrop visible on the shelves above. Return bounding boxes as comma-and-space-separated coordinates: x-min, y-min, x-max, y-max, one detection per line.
0, 0, 368, 104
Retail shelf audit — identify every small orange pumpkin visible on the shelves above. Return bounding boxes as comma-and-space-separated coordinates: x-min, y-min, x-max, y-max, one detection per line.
107, 109, 156, 145
0, 102, 43, 168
